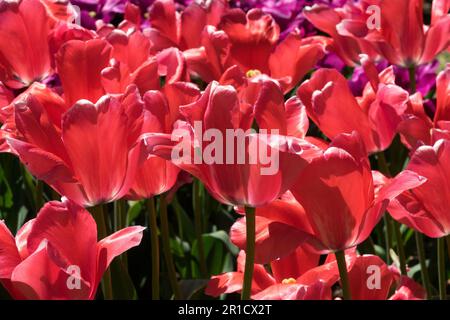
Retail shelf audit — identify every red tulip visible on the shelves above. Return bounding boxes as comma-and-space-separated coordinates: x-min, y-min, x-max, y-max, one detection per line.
128, 84, 200, 199
205, 247, 321, 299
398, 64, 450, 149
340, 0, 449, 66
0, 0, 56, 88
306, 0, 450, 66
142, 81, 322, 207
0, 82, 14, 151
0, 198, 144, 300
388, 139, 450, 238
303, 3, 380, 66
147, 0, 227, 53
185, 8, 329, 93
389, 277, 427, 300
231, 133, 425, 254
6, 85, 144, 207
288, 132, 425, 254
297, 57, 410, 153
206, 248, 357, 300
56, 39, 113, 107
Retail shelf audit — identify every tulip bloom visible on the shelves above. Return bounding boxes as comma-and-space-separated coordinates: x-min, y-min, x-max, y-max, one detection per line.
0, 198, 144, 299
230, 146, 423, 258
147, 0, 228, 53
346, 254, 425, 300
128, 84, 200, 199
334, 0, 450, 67
388, 139, 450, 238
185, 8, 329, 92
0, 0, 54, 88
205, 247, 331, 300
303, 2, 380, 66
297, 57, 410, 153
206, 245, 425, 300
143, 81, 322, 207
304, 0, 450, 67
6, 85, 144, 207
285, 132, 424, 254
398, 64, 450, 149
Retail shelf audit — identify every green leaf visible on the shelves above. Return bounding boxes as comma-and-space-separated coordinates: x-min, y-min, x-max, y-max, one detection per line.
126, 201, 142, 225
110, 258, 137, 300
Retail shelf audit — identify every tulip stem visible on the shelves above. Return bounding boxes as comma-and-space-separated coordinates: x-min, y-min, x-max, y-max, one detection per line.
409, 64, 417, 93
159, 194, 181, 299
394, 221, 407, 275
438, 237, 447, 300
335, 250, 351, 300
415, 232, 432, 298
193, 179, 207, 278
90, 204, 113, 300
35, 180, 44, 211
113, 200, 128, 268
241, 206, 256, 300
383, 214, 393, 264
446, 235, 450, 263
147, 198, 160, 300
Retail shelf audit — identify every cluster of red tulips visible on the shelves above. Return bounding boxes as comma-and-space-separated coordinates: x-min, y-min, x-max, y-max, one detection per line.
0, 0, 449, 301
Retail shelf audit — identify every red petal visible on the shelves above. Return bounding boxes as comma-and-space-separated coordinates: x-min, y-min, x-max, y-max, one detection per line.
56, 39, 112, 106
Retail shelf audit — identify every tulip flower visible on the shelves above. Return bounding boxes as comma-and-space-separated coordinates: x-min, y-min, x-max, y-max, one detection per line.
0, 0, 54, 88
5, 84, 144, 207
185, 8, 329, 92
388, 139, 450, 238
101, 29, 189, 95
143, 80, 322, 299
302, 2, 380, 66
206, 248, 359, 300
205, 247, 325, 299
289, 131, 425, 254
147, 0, 228, 53
228, 132, 425, 297
297, 56, 410, 153
0, 198, 144, 300
128, 84, 200, 199
143, 81, 321, 207
398, 64, 450, 149
333, 0, 450, 67
345, 254, 425, 300
304, 0, 450, 67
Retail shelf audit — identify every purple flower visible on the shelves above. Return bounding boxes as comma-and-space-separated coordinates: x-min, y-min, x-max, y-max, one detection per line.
230, 0, 348, 38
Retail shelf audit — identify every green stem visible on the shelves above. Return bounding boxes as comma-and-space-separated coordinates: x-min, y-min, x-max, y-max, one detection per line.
117, 200, 129, 267
415, 232, 432, 298
335, 250, 352, 300
147, 198, 160, 300
446, 235, 450, 263
159, 194, 181, 299
193, 180, 207, 278
113, 200, 126, 232
438, 237, 447, 300
394, 221, 407, 275
409, 64, 417, 93
383, 214, 393, 264
34, 180, 44, 210
241, 206, 256, 300
90, 204, 113, 300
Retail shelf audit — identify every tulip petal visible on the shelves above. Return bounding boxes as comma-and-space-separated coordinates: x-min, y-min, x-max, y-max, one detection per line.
56, 39, 112, 107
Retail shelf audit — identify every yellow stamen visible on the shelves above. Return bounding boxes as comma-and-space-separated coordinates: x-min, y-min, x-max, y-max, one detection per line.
246, 69, 262, 78
282, 278, 297, 284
